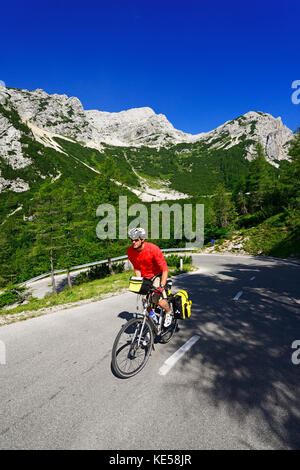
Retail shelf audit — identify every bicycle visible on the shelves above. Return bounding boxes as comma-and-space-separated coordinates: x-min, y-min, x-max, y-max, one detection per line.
111, 279, 178, 378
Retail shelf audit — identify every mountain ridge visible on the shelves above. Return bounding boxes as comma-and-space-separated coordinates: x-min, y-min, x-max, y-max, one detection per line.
0, 86, 294, 200
2, 86, 292, 156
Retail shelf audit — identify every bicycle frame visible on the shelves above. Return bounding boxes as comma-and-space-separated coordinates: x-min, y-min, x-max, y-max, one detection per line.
132, 295, 155, 348
133, 287, 173, 346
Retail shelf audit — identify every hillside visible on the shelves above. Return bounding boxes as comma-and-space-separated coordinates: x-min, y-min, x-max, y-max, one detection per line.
0, 86, 299, 289
0, 86, 294, 206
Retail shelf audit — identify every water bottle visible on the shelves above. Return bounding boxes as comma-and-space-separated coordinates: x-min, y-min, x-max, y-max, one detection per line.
149, 309, 158, 324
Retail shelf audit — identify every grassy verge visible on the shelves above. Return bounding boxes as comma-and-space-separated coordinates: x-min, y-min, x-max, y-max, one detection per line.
242, 212, 300, 258
201, 210, 300, 260
0, 264, 197, 317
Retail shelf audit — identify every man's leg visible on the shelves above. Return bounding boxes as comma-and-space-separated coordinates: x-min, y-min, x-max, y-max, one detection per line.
152, 276, 171, 315
158, 298, 171, 313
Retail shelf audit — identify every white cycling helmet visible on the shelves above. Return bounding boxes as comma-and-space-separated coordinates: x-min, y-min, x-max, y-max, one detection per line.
128, 227, 146, 240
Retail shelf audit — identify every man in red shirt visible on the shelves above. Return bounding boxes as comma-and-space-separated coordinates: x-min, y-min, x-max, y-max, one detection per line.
127, 227, 172, 324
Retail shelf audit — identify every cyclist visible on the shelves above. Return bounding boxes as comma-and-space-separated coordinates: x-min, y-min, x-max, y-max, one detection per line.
127, 227, 172, 327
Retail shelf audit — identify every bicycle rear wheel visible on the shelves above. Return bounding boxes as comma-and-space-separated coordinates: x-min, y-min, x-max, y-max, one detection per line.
159, 316, 178, 344
111, 318, 154, 378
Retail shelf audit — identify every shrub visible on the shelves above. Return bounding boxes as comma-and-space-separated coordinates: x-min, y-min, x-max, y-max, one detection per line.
0, 291, 19, 308
73, 262, 125, 285
0, 286, 26, 307
166, 254, 192, 267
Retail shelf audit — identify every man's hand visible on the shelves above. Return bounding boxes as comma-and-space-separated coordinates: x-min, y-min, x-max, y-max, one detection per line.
153, 286, 164, 295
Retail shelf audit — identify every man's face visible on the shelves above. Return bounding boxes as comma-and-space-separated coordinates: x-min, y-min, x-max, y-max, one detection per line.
131, 238, 144, 250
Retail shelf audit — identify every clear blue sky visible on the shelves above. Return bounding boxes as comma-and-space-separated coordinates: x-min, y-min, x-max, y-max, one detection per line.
1, 0, 299, 133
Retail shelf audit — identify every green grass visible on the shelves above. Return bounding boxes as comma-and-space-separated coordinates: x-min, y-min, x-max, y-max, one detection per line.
138, 172, 170, 189
0, 265, 197, 317
242, 211, 300, 258
204, 210, 300, 259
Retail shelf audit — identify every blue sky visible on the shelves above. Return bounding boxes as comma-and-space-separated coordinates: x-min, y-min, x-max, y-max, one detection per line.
1, 0, 299, 133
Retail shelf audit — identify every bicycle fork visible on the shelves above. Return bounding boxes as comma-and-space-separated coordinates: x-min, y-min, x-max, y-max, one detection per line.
136, 314, 157, 352
131, 313, 148, 348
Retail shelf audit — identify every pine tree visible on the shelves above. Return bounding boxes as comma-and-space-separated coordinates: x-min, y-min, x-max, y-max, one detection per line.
232, 176, 248, 216
30, 183, 64, 295
212, 184, 237, 228
283, 128, 300, 198
85, 163, 122, 276
0, 226, 16, 287
246, 143, 273, 213
56, 179, 88, 289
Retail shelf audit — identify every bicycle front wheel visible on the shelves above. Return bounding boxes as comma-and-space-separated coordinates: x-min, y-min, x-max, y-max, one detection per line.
111, 318, 154, 378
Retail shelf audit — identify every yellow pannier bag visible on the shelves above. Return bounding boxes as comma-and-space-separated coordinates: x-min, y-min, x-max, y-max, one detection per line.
173, 289, 192, 319
129, 277, 153, 295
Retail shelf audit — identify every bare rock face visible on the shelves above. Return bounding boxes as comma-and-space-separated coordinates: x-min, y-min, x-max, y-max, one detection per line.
4, 88, 92, 146
0, 86, 294, 195
0, 173, 30, 192
0, 114, 32, 169
85, 106, 202, 147
3, 88, 293, 164
202, 111, 293, 164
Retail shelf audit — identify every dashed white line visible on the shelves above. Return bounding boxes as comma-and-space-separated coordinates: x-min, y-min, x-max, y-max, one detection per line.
250, 276, 256, 281
233, 290, 243, 300
158, 335, 200, 376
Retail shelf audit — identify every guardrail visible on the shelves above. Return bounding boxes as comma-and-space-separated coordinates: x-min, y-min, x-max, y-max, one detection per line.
20, 247, 197, 286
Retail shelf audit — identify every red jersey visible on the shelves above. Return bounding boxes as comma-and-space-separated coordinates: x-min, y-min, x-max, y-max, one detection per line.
127, 242, 168, 279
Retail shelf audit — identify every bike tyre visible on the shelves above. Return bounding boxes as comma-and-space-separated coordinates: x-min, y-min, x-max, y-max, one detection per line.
111, 318, 154, 379
159, 317, 178, 344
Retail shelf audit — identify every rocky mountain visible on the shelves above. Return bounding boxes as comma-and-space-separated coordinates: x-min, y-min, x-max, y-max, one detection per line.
2, 86, 293, 152
1, 87, 197, 151
194, 111, 292, 164
0, 85, 294, 199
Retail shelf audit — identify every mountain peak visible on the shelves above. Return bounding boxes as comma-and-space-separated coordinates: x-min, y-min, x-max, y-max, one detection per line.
1, 87, 293, 161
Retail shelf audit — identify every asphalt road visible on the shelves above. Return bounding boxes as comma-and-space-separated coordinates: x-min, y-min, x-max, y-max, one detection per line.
0, 254, 299, 450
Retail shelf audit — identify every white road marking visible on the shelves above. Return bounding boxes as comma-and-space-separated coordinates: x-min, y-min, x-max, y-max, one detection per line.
250, 276, 256, 281
233, 290, 243, 300
158, 335, 200, 376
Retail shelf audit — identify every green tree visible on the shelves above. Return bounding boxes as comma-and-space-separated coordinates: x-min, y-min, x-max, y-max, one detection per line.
0, 225, 16, 287
30, 183, 65, 295
232, 176, 248, 216
56, 179, 88, 289
212, 184, 237, 228
85, 169, 121, 276
281, 128, 300, 200
246, 143, 273, 213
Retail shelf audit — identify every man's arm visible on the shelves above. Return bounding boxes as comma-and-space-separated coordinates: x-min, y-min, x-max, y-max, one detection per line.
160, 269, 168, 287
127, 247, 141, 277
153, 245, 168, 286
